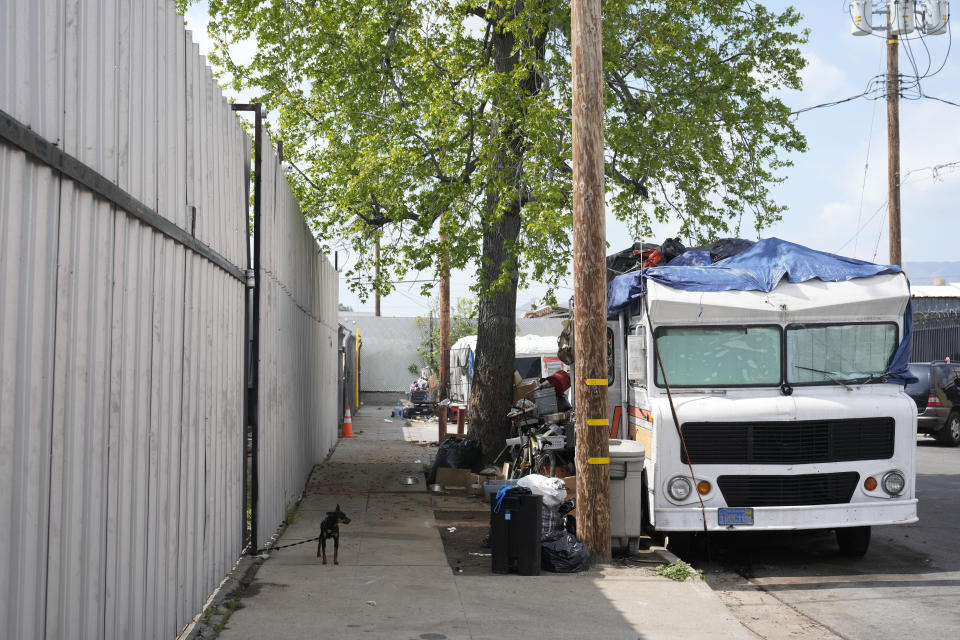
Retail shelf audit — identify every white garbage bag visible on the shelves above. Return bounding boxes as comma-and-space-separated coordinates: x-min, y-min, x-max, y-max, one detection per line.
517, 474, 567, 508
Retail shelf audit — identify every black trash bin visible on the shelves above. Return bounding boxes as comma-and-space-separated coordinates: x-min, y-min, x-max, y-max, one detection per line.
490, 490, 542, 575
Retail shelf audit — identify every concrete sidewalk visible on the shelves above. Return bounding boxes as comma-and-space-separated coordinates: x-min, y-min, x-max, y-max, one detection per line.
217, 403, 754, 640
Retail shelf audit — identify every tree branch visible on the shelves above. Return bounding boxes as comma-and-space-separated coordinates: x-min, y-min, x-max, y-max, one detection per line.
383, 12, 407, 108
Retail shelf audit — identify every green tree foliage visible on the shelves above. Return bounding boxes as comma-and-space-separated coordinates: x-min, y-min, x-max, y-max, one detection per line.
194, 0, 808, 455
199, 0, 806, 301
415, 297, 479, 374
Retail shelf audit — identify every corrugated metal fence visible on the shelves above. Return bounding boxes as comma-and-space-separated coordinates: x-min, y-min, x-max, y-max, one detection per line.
254, 131, 339, 549
0, 1, 337, 638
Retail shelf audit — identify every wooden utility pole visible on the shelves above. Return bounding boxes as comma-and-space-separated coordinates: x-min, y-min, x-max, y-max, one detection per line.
571, 0, 610, 563
438, 235, 451, 402
886, 33, 902, 266
374, 236, 382, 316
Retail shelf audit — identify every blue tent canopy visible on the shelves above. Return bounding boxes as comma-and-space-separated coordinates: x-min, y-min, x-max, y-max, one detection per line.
606, 238, 914, 384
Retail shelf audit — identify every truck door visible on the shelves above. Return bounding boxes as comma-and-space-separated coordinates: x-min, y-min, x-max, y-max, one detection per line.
607, 319, 624, 438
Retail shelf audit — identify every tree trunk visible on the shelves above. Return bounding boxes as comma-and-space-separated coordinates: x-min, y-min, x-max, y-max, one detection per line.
469, 201, 521, 461
438, 232, 450, 402
467, 14, 528, 462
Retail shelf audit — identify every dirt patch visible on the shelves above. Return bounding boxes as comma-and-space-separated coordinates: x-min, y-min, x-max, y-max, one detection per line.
434, 509, 493, 575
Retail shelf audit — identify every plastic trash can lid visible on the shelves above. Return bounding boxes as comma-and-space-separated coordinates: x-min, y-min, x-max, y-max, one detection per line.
607, 439, 646, 461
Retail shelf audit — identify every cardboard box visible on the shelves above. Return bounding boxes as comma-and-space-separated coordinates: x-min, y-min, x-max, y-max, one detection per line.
435, 467, 473, 489
513, 378, 539, 403
470, 471, 501, 496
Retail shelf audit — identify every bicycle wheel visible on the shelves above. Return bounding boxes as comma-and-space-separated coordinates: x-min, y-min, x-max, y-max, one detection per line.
533, 451, 556, 477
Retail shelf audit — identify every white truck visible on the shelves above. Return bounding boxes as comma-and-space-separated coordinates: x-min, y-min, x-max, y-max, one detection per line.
596, 239, 918, 556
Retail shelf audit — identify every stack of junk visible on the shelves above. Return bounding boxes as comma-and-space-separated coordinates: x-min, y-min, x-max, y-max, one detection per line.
393, 368, 438, 418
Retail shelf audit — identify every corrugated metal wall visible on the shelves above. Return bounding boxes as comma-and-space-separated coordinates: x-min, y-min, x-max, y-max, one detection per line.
1, 1, 248, 638
255, 132, 339, 548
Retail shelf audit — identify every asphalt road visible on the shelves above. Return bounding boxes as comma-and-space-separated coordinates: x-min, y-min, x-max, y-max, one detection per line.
674, 436, 960, 640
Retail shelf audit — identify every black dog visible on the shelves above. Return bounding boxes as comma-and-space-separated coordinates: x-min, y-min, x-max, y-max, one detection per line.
317, 504, 351, 565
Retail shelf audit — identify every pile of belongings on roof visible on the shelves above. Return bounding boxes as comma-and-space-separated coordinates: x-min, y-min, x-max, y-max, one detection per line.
606, 237, 756, 282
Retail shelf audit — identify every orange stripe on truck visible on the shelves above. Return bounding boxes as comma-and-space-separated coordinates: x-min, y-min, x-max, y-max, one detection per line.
609, 405, 623, 439
629, 405, 653, 422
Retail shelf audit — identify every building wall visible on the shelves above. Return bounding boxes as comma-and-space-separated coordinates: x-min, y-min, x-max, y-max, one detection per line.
340, 314, 565, 392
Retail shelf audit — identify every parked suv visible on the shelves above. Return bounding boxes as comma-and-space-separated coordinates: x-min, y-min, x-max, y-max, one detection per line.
907, 361, 960, 446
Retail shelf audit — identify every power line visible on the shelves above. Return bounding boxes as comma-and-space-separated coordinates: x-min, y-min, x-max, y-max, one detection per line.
837, 200, 888, 254
854, 46, 886, 256
923, 94, 960, 108
836, 159, 960, 254
791, 92, 867, 115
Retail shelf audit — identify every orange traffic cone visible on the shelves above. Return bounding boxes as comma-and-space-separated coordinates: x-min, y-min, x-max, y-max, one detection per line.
341, 406, 356, 438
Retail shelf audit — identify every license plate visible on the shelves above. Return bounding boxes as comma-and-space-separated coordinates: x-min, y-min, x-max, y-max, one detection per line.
718, 507, 754, 526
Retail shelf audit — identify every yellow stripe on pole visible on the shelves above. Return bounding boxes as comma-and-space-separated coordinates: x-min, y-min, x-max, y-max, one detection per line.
588, 457, 610, 465
585, 378, 608, 386
586, 418, 608, 426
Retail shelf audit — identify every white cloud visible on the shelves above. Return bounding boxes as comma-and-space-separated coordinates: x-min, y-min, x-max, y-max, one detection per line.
798, 51, 851, 103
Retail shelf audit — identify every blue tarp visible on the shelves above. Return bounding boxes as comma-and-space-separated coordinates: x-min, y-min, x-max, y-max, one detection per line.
606, 237, 914, 384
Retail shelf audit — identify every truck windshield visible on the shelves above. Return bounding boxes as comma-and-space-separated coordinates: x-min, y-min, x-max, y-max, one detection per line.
786, 323, 897, 384
655, 326, 781, 387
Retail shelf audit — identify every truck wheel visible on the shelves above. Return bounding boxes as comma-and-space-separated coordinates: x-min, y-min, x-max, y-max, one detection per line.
640, 474, 665, 546
836, 526, 871, 557
935, 411, 960, 447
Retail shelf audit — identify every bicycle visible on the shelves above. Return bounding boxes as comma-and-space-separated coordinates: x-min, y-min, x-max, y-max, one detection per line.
496, 422, 571, 480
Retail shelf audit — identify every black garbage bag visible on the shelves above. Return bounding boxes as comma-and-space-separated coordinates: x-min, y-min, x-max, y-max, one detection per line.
707, 238, 754, 262
541, 532, 591, 573
660, 237, 687, 263
426, 436, 482, 484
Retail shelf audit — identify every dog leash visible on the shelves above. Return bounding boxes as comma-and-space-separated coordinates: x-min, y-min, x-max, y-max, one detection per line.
254, 536, 321, 554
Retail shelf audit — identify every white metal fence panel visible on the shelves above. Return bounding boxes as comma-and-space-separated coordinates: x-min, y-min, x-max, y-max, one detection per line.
1, 1, 249, 638
256, 132, 339, 547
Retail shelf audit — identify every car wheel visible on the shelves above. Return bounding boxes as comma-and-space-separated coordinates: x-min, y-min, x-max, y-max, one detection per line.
836, 526, 871, 558
936, 411, 960, 447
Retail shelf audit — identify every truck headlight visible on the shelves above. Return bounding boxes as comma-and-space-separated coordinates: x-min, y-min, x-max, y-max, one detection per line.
881, 470, 905, 496
667, 476, 693, 501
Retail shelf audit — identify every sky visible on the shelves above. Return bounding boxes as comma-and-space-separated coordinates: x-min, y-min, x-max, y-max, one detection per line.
184, 1, 960, 317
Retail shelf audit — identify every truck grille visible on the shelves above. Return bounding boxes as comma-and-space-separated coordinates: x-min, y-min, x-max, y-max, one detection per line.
717, 472, 860, 507
680, 418, 894, 465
